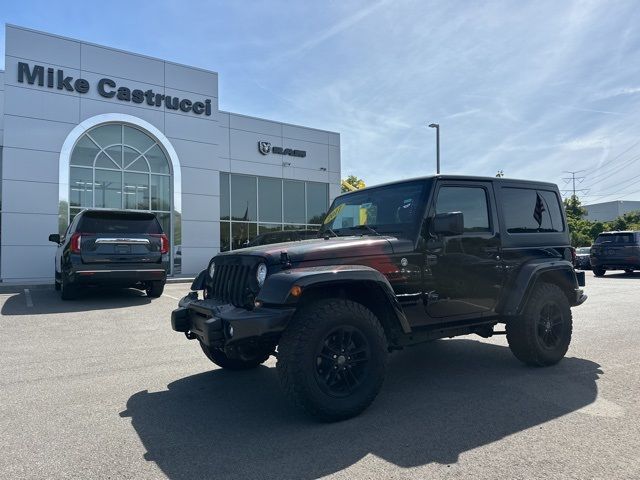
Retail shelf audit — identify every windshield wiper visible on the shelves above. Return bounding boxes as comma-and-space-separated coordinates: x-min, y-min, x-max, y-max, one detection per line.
323, 227, 339, 238
350, 224, 381, 236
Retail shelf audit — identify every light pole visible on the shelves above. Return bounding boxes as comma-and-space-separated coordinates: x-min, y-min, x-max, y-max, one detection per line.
428, 123, 440, 174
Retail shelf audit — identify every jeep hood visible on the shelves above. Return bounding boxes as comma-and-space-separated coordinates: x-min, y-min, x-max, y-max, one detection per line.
216, 236, 398, 265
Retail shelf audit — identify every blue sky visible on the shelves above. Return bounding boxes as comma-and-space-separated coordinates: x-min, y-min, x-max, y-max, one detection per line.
2, 0, 640, 203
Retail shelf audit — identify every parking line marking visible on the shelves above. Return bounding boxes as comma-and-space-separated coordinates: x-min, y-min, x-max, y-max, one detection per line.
24, 289, 34, 308
163, 293, 180, 300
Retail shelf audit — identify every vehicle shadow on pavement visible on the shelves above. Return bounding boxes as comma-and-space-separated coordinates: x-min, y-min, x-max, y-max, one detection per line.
1, 287, 151, 315
121, 339, 602, 480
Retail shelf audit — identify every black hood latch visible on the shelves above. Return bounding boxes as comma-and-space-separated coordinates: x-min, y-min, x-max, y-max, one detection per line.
280, 251, 292, 269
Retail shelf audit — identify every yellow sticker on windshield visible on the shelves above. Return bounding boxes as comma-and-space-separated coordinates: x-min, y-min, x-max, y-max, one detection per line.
323, 204, 345, 224
359, 207, 368, 225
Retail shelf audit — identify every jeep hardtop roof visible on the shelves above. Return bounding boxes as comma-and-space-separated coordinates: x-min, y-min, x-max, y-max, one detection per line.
337, 175, 559, 197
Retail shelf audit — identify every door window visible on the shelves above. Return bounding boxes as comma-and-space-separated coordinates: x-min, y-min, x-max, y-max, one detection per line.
435, 186, 490, 232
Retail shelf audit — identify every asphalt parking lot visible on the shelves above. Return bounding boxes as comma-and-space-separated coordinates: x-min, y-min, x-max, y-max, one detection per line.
1, 272, 639, 480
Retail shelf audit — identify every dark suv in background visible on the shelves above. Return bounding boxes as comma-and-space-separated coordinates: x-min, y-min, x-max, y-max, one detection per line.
590, 231, 640, 276
49, 209, 170, 300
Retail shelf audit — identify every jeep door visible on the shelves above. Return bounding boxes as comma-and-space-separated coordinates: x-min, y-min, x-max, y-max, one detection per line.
421, 181, 503, 323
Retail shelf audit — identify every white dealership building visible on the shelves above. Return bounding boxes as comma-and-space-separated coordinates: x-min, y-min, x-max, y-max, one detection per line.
0, 25, 341, 282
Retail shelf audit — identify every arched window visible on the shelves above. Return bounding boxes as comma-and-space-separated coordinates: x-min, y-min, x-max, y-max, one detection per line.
68, 124, 171, 232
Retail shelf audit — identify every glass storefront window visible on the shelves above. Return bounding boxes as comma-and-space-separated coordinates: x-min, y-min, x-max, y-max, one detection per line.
220, 221, 231, 252
105, 145, 123, 168
70, 136, 99, 166
69, 124, 171, 215
231, 174, 257, 221
306, 182, 329, 224
123, 172, 150, 210
258, 177, 282, 223
231, 222, 257, 250
146, 145, 171, 174
94, 169, 122, 208
219, 174, 329, 251
124, 125, 155, 154
69, 167, 93, 207
150, 175, 170, 211
284, 180, 306, 224
155, 212, 171, 236
259, 223, 283, 234
220, 173, 230, 220
87, 124, 121, 150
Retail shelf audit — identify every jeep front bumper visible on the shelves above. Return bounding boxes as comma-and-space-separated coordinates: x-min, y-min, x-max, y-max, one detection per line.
171, 292, 296, 347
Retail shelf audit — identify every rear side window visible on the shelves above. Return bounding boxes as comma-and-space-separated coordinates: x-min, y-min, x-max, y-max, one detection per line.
501, 188, 564, 233
78, 212, 163, 234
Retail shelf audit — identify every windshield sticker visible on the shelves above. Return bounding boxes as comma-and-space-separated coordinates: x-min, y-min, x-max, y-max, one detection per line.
323, 204, 346, 224
359, 207, 368, 225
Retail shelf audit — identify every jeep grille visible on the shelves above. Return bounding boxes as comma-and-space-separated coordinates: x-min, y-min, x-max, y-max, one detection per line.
209, 259, 258, 308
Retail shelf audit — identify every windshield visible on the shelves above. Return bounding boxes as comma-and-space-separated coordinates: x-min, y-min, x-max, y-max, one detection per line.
320, 180, 429, 238
576, 247, 590, 254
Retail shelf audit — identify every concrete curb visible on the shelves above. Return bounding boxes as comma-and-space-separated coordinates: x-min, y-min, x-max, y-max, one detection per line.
167, 277, 195, 284
0, 284, 55, 294
0, 277, 195, 294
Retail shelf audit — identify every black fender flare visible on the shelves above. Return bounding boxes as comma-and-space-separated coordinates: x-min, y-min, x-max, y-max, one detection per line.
256, 265, 412, 334
498, 259, 579, 316
190, 269, 208, 291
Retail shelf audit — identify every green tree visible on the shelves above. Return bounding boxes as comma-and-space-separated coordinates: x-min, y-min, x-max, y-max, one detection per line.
341, 175, 366, 193
588, 221, 606, 239
563, 195, 587, 220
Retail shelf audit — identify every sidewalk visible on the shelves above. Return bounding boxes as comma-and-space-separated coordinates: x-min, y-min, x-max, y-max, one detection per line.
0, 277, 194, 294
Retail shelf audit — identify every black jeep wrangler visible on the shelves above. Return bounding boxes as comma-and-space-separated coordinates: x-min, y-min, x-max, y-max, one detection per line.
172, 175, 587, 421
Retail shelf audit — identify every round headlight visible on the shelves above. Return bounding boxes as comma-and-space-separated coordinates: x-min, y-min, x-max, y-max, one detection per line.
208, 261, 216, 278
256, 263, 268, 287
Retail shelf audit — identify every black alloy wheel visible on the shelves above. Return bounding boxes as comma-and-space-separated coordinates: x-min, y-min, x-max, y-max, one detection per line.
536, 303, 563, 350
314, 326, 371, 398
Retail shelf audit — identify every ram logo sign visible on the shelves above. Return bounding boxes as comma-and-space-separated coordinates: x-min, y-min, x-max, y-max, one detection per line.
257, 141, 306, 158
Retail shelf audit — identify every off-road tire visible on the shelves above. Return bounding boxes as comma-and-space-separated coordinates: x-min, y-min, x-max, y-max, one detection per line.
277, 298, 388, 422
60, 274, 78, 300
145, 281, 165, 298
507, 282, 572, 367
593, 267, 606, 277
200, 342, 271, 370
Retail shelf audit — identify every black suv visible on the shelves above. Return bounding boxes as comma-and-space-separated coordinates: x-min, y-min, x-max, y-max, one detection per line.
590, 231, 640, 276
172, 175, 586, 421
49, 209, 170, 300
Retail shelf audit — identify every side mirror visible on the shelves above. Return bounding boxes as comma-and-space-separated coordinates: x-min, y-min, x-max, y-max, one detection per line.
48, 233, 61, 244
433, 212, 464, 236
